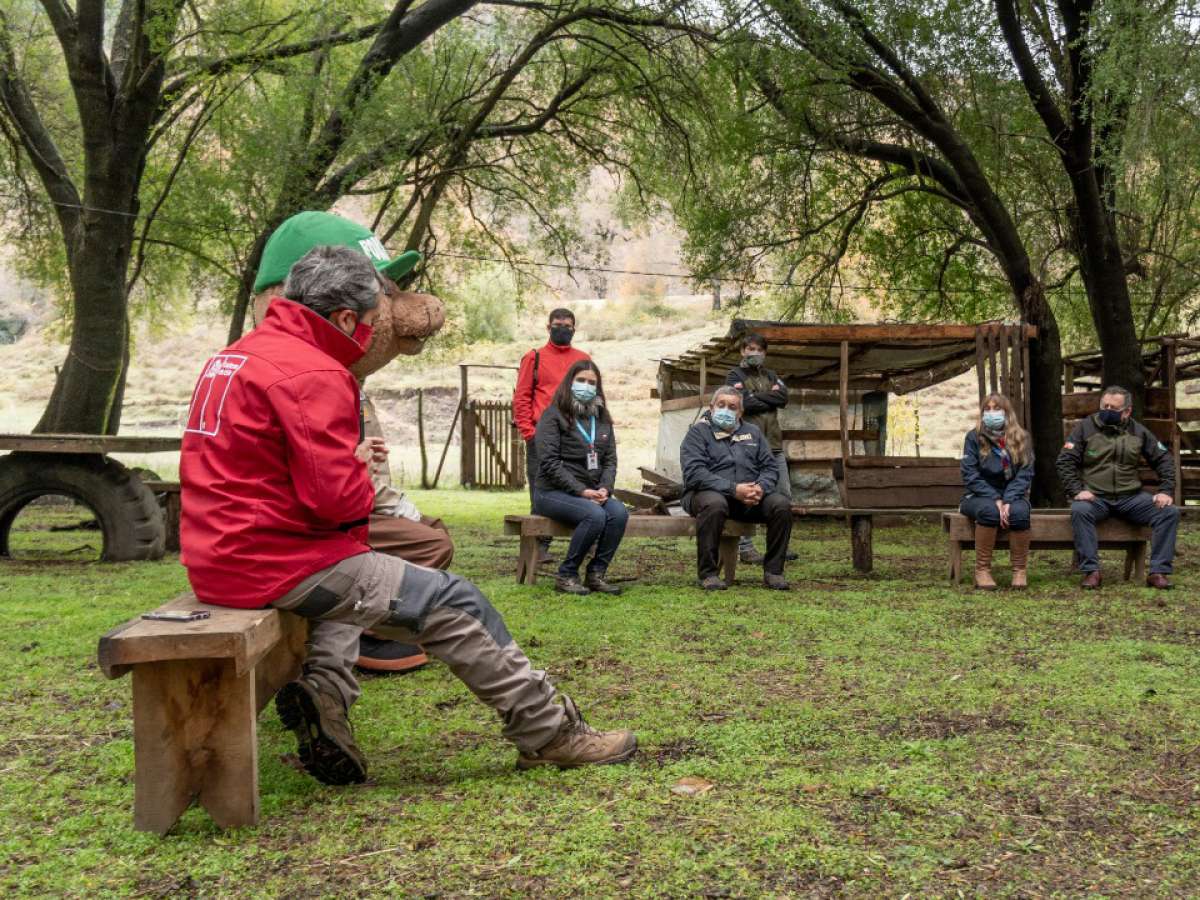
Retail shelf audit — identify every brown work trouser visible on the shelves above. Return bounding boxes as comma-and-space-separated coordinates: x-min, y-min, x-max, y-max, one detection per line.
272, 552, 564, 754
368, 514, 454, 569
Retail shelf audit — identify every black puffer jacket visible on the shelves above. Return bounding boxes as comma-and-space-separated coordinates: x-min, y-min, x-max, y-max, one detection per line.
534, 403, 617, 494
679, 413, 777, 512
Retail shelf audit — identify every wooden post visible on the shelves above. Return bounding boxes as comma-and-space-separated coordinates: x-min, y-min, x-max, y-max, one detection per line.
164, 490, 181, 554
1165, 340, 1181, 505
718, 534, 739, 586
975, 330, 988, 406
460, 366, 475, 487
699, 357, 707, 412
417, 388, 429, 489
850, 514, 873, 573
999, 327, 1011, 399
839, 341, 850, 463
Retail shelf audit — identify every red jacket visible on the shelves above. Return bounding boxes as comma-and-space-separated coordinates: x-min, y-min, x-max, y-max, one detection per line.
180, 299, 376, 608
512, 341, 590, 440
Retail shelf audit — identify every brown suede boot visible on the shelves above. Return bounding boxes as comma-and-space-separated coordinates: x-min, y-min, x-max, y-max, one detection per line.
1009, 529, 1030, 590
973, 525, 998, 591
517, 696, 637, 769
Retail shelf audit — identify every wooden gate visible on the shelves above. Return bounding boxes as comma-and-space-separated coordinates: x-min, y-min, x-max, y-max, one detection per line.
461, 400, 525, 489
974, 322, 1032, 428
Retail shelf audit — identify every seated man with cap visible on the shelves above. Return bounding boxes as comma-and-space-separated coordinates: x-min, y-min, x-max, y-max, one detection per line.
251, 211, 450, 672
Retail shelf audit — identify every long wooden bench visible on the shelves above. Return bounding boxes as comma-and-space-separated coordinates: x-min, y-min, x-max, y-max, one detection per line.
98, 594, 308, 834
504, 514, 756, 585
942, 512, 1151, 583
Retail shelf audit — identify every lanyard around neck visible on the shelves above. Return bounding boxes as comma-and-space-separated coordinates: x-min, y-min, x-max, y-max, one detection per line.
574, 415, 596, 447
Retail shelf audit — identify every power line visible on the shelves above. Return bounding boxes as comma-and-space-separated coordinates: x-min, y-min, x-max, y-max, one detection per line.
5, 191, 1199, 299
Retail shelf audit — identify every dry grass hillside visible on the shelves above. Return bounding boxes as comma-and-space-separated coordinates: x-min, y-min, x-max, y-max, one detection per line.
0, 291, 979, 487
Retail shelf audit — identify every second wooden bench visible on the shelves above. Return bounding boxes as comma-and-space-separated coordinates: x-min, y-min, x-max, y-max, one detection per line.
942, 512, 1151, 583
504, 514, 756, 586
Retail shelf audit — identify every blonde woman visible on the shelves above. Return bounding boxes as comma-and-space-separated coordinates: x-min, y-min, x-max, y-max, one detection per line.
960, 394, 1035, 590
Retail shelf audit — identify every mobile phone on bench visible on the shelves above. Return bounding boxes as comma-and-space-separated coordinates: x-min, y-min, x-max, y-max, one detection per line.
141, 610, 211, 622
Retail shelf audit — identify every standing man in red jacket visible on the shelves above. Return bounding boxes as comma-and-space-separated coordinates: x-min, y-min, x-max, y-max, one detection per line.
512, 309, 590, 563
181, 247, 635, 785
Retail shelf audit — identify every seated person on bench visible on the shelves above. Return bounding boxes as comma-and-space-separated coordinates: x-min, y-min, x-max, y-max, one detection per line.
959, 393, 1034, 591
1056, 385, 1179, 591
680, 386, 793, 591
181, 245, 635, 785
532, 361, 628, 597
251, 210, 452, 674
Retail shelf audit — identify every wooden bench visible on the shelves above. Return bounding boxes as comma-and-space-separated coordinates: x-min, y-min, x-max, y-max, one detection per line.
504, 514, 757, 585
97, 594, 308, 834
942, 512, 1151, 583
141, 479, 181, 552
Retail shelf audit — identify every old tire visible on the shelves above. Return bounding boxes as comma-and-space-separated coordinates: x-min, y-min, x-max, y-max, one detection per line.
0, 453, 165, 561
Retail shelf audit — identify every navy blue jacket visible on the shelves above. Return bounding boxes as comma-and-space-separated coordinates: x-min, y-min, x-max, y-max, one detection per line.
680, 413, 777, 512
960, 429, 1034, 503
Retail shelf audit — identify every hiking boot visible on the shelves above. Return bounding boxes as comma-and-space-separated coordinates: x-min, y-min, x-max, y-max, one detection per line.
763, 573, 790, 590
699, 575, 727, 591
785, 551, 799, 562
973, 525, 998, 591
739, 547, 766, 565
275, 681, 367, 785
516, 696, 637, 769
555, 575, 590, 595
1146, 573, 1172, 590
584, 571, 622, 595
1009, 529, 1030, 590
355, 634, 429, 673
1081, 570, 1102, 590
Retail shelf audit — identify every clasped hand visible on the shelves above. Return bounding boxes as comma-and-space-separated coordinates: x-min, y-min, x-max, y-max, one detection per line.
355, 437, 388, 468
581, 487, 609, 504
993, 498, 1011, 529
735, 482, 763, 505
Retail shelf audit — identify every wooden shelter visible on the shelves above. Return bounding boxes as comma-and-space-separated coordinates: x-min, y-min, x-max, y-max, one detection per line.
1061, 335, 1200, 504
655, 320, 1037, 511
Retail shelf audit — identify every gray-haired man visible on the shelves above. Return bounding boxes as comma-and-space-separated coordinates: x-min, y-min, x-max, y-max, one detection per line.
181, 246, 636, 785
1056, 385, 1180, 590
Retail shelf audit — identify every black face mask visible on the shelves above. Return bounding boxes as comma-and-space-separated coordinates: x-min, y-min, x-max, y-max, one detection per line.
549, 325, 574, 346
1098, 408, 1125, 427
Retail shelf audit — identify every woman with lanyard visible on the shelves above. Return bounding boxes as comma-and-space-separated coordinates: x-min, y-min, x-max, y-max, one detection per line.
532, 360, 629, 595
959, 393, 1035, 590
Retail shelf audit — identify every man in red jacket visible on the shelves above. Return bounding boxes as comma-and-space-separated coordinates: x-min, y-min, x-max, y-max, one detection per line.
512, 309, 589, 562
181, 246, 635, 784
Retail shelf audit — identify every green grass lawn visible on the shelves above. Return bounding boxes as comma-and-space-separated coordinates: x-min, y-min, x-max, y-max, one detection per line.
3, 491, 1200, 897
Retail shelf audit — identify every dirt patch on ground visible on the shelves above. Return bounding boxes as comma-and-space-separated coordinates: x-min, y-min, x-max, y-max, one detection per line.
878, 711, 1025, 740
644, 737, 706, 765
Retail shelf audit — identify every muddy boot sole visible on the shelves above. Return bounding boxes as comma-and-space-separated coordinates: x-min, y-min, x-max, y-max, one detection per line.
276, 683, 366, 786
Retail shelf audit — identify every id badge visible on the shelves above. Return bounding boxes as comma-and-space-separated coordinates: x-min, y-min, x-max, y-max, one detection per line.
586, 450, 599, 470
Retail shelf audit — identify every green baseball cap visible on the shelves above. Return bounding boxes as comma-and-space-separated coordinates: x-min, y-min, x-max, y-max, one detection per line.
253, 210, 422, 293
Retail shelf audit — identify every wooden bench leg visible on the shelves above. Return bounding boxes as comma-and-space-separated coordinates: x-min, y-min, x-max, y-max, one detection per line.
850, 515, 873, 573
948, 539, 963, 583
164, 492, 181, 553
132, 658, 258, 834
1125, 542, 1147, 582
516, 535, 540, 585
719, 535, 738, 586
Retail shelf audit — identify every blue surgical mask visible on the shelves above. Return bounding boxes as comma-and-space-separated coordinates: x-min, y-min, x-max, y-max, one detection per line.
711, 407, 738, 431
1098, 408, 1124, 427
571, 381, 597, 403
982, 411, 1006, 431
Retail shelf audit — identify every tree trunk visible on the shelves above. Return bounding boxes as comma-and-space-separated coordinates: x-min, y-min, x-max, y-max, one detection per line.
1020, 283, 1065, 506
34, 215, 134, 435
1070, 196, 1146, 409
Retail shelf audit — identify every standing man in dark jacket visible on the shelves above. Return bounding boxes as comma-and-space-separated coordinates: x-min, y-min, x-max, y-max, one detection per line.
680, 386, 793, 591
1056, 385, 1180, 589
725, 332, 792, 565
513, 308, 590, 564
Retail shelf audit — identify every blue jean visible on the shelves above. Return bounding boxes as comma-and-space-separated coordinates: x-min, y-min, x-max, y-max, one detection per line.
533, 490, 628, 579
1071, 492, 1180, 574
960, 495, 1031, 530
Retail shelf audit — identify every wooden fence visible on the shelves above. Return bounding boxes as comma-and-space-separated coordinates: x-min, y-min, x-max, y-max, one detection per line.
461, 399, 525, 489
